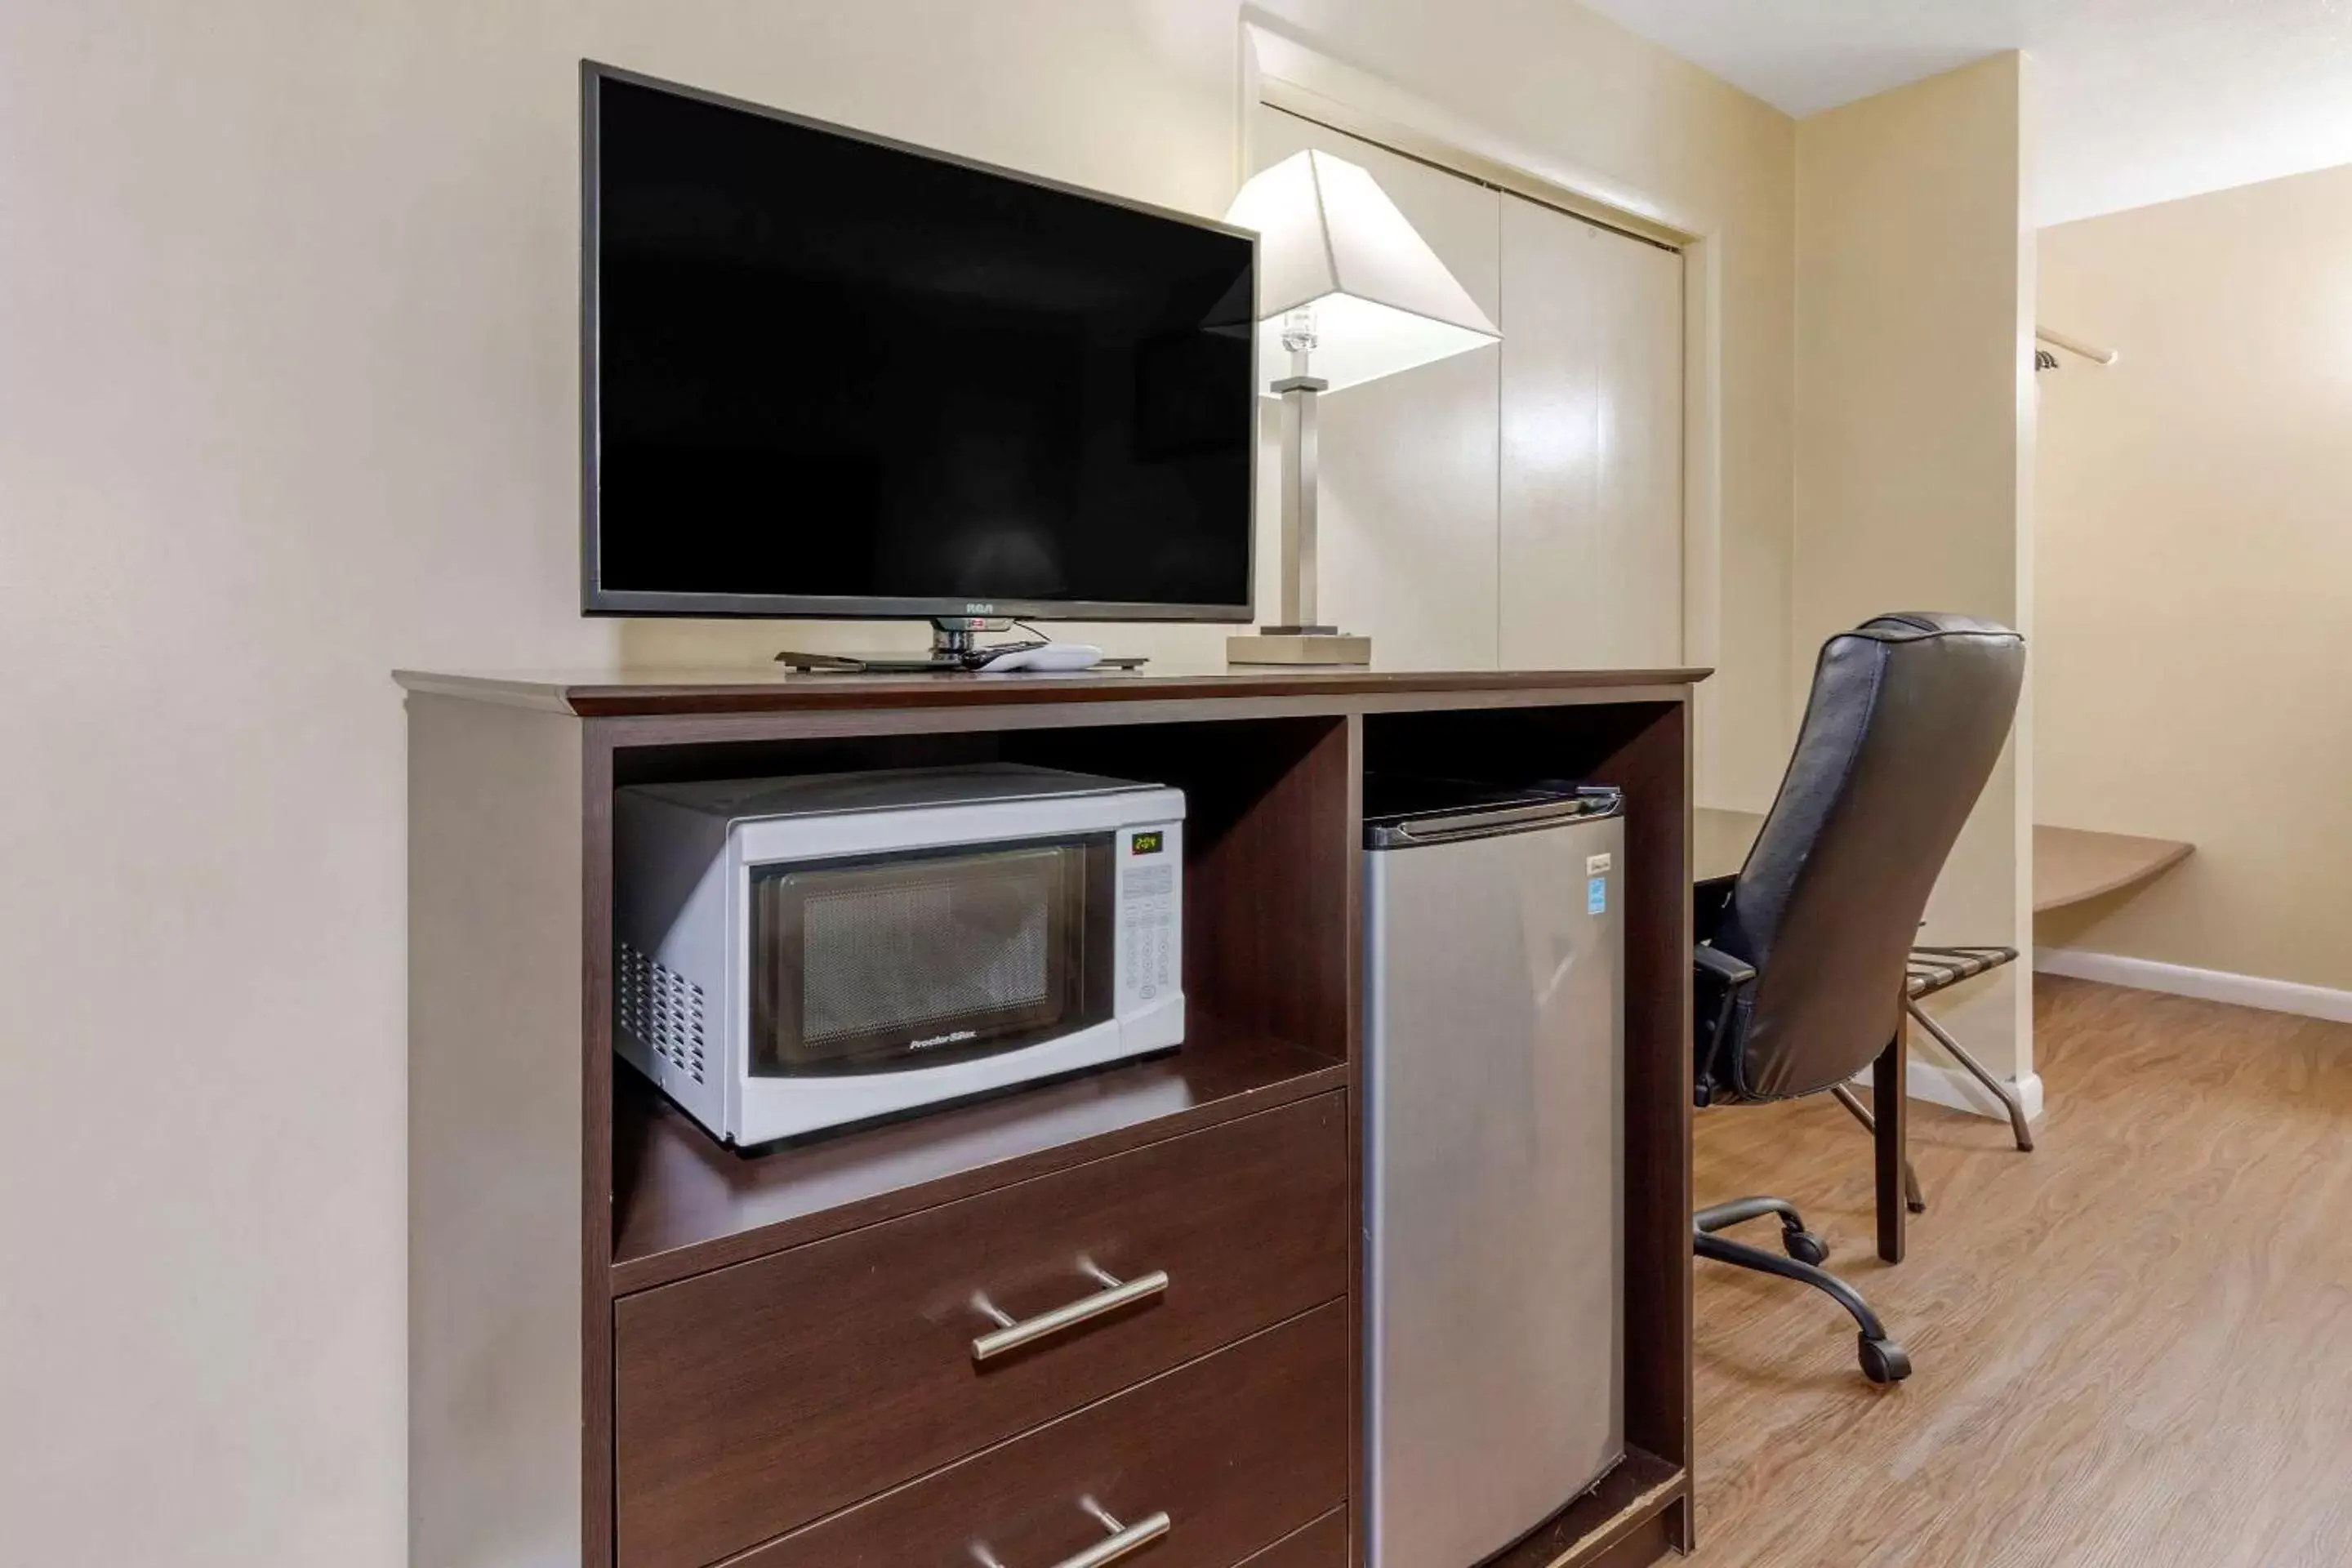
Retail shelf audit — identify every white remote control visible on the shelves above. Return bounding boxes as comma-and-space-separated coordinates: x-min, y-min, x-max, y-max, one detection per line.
971, 641, 1106, 672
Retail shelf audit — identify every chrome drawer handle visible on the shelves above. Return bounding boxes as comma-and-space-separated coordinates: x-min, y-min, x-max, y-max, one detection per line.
977, 1500, 1172, 1568
970, 1262, 1169, 1362
1052, 1503, 1170, 1568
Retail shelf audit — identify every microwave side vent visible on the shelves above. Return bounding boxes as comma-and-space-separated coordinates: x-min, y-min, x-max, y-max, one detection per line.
619, 940, 706, 1085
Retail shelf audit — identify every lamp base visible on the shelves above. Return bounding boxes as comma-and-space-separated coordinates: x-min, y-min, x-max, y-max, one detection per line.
1227, 629, 1373, 666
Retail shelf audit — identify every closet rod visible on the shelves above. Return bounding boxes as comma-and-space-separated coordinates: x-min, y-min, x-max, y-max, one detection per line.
2035, 326, 2118, 366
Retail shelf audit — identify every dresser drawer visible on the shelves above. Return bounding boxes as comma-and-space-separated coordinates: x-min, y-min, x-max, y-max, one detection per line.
1239, 1509, 1348, 1568
615, 1094, 1349, 1568
735, 1302, 1348, 1568
1241, 1504, 1354, 1568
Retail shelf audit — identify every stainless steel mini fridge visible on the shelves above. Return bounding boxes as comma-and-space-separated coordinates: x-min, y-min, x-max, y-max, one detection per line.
1363, 781, 1625, 1568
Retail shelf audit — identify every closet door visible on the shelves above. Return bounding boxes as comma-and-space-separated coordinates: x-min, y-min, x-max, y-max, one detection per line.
1498, 196, 1683, 668
1250, 109, 1501, 670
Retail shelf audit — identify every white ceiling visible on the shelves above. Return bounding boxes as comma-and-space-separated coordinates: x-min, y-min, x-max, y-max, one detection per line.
1577, 0, 2352, 225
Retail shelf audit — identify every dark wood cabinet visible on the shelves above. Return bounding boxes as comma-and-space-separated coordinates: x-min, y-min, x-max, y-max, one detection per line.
403, 664, 1700, 1568
615, 1094, 1348, 1568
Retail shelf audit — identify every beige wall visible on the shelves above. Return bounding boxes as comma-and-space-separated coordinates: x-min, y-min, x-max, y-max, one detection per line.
2036, 162, 2352, 991
1793, 53, 2038, 1082
0, 2, 1791, 1563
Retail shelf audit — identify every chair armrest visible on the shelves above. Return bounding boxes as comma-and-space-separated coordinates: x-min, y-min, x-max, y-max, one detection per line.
1691, 941, 1756, 1107
1694, 942, 1757, 988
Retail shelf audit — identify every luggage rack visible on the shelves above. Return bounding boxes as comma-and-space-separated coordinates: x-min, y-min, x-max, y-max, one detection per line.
1827, 944, 2032, 1216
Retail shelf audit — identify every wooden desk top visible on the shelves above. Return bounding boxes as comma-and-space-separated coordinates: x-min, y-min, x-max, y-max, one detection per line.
1693, 807, 2194, 913
1695, 807, 1763, 882
394, 662, 1712, 717
2033, 826, 2194, 913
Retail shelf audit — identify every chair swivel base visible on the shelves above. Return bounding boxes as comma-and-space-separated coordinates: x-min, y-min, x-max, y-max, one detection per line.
1695, 1196, 1913, 1384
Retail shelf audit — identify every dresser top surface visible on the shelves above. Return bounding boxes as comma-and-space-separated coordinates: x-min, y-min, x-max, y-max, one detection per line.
394, 662, 1711, 716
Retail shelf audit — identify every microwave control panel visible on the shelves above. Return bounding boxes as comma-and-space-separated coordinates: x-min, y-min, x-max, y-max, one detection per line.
1116, 822, 1184, 1006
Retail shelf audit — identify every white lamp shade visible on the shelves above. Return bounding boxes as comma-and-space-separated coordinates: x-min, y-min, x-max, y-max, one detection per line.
1223, 149, 1499, 393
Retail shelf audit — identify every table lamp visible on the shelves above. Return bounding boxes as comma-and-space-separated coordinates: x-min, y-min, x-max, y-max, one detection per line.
1222, 149, 1499, 665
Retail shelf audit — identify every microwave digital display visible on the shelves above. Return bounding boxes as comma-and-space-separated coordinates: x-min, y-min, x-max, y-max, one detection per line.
1130, 831, 1165, 856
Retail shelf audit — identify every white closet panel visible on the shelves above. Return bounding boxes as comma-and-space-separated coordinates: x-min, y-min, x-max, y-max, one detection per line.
1243, 107, 1683, 672
1498, 197, 1683, 669
1592, 215, 1685, 666
1251, 109, 1501, 670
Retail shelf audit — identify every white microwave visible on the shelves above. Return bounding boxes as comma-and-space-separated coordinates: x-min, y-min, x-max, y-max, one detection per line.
613, 764, 1185, 1146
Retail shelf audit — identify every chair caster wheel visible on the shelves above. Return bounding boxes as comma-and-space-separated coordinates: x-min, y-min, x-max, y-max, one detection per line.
1783, 1229, 1829, 1266
1858, 1336, 1912, 1384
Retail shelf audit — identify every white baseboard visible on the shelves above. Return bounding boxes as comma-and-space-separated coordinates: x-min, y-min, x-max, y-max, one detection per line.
1851, 1061, 2045, 1124
2034, 947, 2352, 1024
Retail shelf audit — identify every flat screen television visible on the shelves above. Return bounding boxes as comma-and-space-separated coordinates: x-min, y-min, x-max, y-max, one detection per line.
581, 64, 1258, 629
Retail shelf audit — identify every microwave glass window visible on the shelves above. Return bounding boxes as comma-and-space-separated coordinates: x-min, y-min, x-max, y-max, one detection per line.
749, 836, 1116, 1075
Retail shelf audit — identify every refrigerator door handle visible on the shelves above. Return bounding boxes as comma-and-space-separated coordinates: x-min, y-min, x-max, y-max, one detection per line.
1370, 795, 1621, 849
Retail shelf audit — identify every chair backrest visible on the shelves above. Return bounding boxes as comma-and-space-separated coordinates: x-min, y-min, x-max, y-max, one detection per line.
1711, 612, 2025, 1102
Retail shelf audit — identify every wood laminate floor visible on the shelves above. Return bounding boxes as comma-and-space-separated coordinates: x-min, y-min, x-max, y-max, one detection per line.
1687, 976, 2352, 1566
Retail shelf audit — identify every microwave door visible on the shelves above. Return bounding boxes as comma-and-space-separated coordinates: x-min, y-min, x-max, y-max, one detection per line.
749, 838, 1117, 1079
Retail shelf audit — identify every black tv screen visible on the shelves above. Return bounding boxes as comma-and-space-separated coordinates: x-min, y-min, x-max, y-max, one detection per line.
583, 66, 1258, 620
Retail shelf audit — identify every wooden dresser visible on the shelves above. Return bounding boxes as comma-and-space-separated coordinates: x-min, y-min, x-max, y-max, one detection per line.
400, 664, 1701, 1568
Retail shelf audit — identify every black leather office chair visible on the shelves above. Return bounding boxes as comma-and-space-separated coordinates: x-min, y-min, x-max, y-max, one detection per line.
1695, 612, 2025, 1384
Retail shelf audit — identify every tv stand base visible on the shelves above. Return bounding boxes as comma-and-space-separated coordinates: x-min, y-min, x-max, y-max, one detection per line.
777, 616, 1000, 674
773, 648, 969, 675
778, 617, 1147, 674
